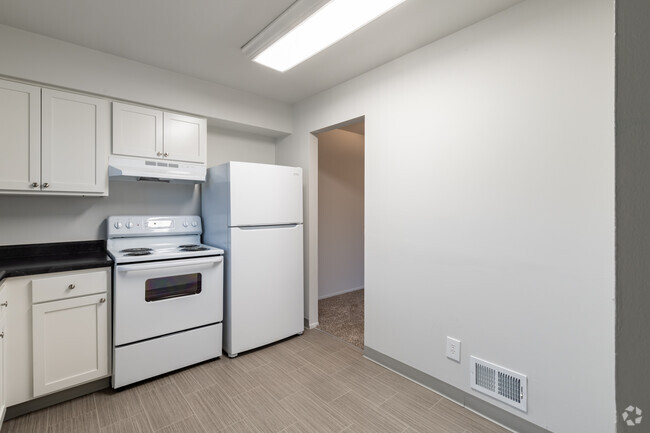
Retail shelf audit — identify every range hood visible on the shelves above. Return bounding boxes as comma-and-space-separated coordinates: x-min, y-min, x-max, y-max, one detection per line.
108, 156, 206, 183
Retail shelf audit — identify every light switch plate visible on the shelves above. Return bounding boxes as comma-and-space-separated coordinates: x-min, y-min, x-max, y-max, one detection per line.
446, 337, 461, 362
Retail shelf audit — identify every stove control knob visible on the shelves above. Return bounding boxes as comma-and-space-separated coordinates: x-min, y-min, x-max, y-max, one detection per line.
191, 220, 198, 227
126, 221, 134, 229
183, 220, 189, 228
114, 221, 123, 229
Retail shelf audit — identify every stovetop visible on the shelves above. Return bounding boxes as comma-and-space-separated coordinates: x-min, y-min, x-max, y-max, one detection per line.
106, 215, 224, 264
107, 241, 223, 263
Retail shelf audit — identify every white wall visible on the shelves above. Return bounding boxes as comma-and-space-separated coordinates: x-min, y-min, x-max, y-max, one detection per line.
318, 129, 364, 299
0, 24, 291, 136
277, 1, 615, 432
0, 127, 276, 246
0, 182, 200, 246
0, 24, 284, 247
207, 126, 276, 168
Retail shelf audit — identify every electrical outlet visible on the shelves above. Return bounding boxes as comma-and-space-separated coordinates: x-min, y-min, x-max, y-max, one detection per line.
446, 337, 461, 362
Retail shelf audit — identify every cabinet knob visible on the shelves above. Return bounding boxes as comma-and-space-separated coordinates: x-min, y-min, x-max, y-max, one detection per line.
0, 301, 7, 307
30, 182, 39, 188
0, 332, 3, 339
42, 183, 50, 188
157, 152, 163, 157
68, 284, 76, 290
163, 152, 169, 157
99, 298, 106, 303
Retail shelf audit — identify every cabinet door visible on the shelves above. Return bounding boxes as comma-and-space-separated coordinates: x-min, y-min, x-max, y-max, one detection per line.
0, 316, 5, 426
41, 89, 109, 194
32, 293, 108, 397
0, 282, 6, 425
113, 102, 163, 159
0, 80, 41, 192
163, 112, 206, 163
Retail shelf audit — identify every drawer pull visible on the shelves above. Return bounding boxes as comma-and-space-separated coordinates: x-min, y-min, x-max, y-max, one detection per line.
99, 298, 106, 303
68, 284, 76, 290
0, 301, 7, 307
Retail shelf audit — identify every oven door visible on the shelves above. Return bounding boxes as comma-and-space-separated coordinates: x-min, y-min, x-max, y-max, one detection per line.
114, 256, 223, 346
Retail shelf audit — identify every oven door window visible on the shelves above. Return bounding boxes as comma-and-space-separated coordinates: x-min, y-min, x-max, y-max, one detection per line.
145, 273, 202, 302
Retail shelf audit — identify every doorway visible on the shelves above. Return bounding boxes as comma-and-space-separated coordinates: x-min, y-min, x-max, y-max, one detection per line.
316, 119, 365, 348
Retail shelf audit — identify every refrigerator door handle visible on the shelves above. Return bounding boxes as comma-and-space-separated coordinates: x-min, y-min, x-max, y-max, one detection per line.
234, 224, 300, 230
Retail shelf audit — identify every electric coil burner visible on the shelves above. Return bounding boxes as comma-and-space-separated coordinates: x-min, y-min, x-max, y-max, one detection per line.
180, 245, 210, 252
107, 215, 224, 388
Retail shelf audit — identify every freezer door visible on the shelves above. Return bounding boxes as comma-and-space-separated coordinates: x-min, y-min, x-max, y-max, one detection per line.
226, 224, 304, 355
229, 162, 303, 226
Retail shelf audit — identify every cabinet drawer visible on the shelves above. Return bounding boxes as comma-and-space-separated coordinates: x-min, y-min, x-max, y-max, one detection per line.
32, 269, 108, 304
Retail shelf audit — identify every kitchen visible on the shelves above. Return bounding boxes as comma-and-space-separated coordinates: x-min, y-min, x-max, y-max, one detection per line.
0, 0, 643, 432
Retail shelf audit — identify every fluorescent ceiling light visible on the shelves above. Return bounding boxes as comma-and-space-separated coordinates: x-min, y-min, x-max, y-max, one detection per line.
248, 0, 407, 72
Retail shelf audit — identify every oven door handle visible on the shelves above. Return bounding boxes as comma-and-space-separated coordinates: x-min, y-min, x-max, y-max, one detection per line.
117, 256, 223, 272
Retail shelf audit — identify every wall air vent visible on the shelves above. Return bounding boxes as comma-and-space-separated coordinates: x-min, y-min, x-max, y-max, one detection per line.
470, 356, 527, 412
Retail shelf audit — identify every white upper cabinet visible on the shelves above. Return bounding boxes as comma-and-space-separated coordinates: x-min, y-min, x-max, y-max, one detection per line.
42, 89, 110, 195
163, 112, 206, 163
112, 102, 206, 164
0, 80, 41, 192
112, 102, 163, 159
0, 79, 109, 196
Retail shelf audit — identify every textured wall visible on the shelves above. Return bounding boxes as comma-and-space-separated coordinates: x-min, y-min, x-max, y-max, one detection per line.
615, 1, 650, 431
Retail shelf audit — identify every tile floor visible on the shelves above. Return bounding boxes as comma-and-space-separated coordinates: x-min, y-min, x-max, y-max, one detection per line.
3, 329, 510, 433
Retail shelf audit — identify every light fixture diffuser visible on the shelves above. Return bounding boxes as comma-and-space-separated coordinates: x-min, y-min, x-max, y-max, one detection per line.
247, 0, 407, 72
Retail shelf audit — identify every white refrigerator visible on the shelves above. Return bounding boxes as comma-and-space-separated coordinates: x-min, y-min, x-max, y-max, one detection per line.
202, 162, 304, 357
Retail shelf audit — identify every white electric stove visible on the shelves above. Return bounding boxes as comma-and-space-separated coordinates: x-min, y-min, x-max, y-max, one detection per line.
107, 215, 224, 388
107, 215, 223, 263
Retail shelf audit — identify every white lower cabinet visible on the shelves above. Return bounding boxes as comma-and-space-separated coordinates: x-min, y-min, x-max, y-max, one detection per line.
32, 292, 108, 397
0, 316, 6, 427
4, 268, 110, 406
0, 282, 8, 427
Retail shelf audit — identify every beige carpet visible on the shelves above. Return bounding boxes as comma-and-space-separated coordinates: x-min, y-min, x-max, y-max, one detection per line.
317, 289, 364, 348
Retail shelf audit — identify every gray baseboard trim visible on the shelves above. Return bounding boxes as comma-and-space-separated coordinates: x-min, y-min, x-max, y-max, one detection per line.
5, 377, 111, 420
318, 286, 364, 300
304, 318, 319, 329
363, 346, 552, 433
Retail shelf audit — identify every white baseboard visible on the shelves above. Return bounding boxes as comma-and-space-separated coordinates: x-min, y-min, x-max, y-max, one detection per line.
318, 286, 364, 300
304, 318, 319, 329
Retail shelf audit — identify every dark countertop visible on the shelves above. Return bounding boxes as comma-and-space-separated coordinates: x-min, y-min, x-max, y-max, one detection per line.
0, 240, 113, 282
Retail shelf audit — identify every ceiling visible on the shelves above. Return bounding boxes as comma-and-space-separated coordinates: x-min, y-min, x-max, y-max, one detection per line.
0, 0, 521, 104
340, 121, 365, 136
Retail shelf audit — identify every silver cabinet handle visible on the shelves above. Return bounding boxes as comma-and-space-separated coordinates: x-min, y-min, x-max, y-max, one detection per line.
163, 152, 169, 157
0, 301, 7, 307
157, 152, 163, 156
68, 284, 75, 290
99, 298, 106, 303
30, 182, 39, 188
42, 183, 50, 188
0, 332, 4, 339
